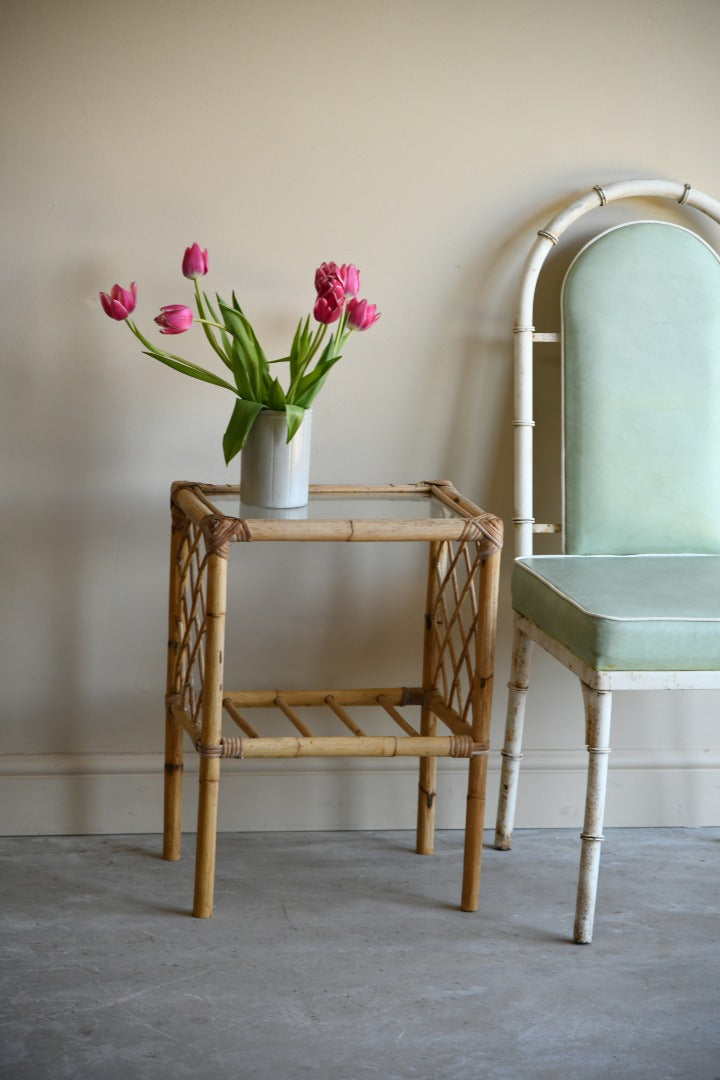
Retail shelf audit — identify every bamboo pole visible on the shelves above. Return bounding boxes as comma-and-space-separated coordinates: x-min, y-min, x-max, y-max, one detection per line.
163, 515, 186, 862
274, 695, 315, 737
461, 546, 501, 912
223, 686, 423, 708
172, 483, 215, 530
192, 551, 227, 919
377, 695, 420, 738
169, 697, 201, 743
424, 691, 474, 739
226, 735, 471, 758
428, 482, 481, 521
222, 697, 260, 739
221, 519, 478, 542
325, 695, 366, 736
417, 541, 443, 856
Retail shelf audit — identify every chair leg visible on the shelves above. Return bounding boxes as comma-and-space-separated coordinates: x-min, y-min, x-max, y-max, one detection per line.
573, 682, 613, 944
494, 622, 533, 850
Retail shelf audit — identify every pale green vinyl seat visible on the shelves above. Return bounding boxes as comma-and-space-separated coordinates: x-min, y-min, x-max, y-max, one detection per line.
512, 554, 720, 671
494, 183, 720, 944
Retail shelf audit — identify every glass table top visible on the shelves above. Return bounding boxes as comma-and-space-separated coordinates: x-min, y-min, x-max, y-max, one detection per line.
172, 482, 497, 543
206, 488, 462, 522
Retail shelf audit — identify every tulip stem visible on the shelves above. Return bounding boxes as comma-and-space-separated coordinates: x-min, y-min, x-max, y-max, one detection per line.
194, 280, 233, 370
124, 319, 237, 392
196, 317, 229, 333
289, 323, 328, 390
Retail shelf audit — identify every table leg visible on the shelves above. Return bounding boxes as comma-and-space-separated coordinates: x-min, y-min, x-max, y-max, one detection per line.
417, 541, 443, 855
163, 515, 186, 862
192, 551, 228, 918
461, 546, 500, 911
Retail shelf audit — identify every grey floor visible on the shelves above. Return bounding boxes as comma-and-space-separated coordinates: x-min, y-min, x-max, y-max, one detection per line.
1, 828, 719, 1080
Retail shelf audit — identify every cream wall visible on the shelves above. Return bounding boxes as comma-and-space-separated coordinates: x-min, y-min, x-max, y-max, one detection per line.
2, 0, 719, 834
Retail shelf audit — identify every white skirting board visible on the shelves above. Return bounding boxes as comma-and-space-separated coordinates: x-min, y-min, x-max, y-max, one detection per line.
0, 749, 718, 835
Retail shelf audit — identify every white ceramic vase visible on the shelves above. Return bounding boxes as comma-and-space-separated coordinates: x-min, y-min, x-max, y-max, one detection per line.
240, 409, 312, 508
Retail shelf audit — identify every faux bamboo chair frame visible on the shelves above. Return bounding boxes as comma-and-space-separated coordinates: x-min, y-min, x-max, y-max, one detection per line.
164, 481, 502, 918
495, 178, 720, 943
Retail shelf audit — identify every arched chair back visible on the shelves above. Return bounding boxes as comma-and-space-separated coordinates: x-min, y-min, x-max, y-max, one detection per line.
563, 221, 720, 555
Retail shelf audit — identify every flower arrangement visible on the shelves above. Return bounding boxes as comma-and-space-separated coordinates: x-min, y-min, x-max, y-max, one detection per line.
100, 245, 380, 463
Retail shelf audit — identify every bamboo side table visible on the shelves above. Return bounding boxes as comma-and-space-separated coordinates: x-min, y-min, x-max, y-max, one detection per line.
163, 481, 503, 918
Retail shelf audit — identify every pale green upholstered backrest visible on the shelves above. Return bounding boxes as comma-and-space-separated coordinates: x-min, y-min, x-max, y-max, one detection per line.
562, 221, 720, 555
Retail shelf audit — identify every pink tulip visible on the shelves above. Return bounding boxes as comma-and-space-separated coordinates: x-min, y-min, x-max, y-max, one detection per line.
100, 281, 137, 321
347, 297, 381, 331
314, 261, 339, 293
313, 283, 345, 324
155, 304, 194, 334
314, 261, 361, 298
182, 243, 209, 279
338, 263, 361, 297
313, 274, 345, 319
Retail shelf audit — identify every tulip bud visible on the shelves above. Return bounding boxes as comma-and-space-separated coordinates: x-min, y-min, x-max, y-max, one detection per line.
347, 297, 381, 331
100, 282, 137, 321
313, 283, 345, 325
155, 304, 194, 334
182, 243, 209, 279
313, 289, 343, 321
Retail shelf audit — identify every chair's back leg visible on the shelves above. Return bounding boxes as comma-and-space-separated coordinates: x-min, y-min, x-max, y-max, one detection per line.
574, 683, 613, 943
495, 620, 534, 850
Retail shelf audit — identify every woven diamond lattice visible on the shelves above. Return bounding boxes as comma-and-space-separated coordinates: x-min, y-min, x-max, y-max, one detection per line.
427, 538, 485, 725
171, 516, 210, 741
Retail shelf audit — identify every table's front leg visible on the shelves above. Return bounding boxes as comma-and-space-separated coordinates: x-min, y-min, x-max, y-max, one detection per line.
192, 550, 228, 919
417, 540, 443, 856
460, 544, 501, 912
163, 511, 187, 862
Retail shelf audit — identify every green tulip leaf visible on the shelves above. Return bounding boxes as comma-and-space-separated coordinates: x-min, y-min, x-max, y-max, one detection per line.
266, 376, 287, 411
284, 403, 306, 443
294, 374, 328, 410
139, 350, 237, 393
217, 294, 269, 400
227, 339, 259, 401
202, 291, 234, 369
289, 317, 305, 382
294, 348, 343, 404
222, 398, 265, 464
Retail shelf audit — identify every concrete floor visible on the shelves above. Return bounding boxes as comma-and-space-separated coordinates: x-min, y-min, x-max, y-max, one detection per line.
1, 828, 719, 1080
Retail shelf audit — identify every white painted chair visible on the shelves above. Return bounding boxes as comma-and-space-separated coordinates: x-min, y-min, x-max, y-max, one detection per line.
494, 178, 720, 943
